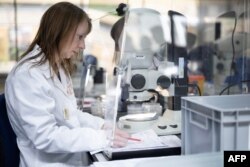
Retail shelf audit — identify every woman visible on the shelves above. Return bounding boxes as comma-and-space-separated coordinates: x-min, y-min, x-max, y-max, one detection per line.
5, 2, 129, 167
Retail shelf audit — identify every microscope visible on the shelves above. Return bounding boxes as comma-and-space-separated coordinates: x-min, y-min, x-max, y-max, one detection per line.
212, 10, 250, 94
111, 7, 188, 135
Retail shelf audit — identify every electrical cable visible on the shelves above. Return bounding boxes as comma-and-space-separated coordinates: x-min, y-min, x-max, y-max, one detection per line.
92, 12, 116, 22
187, 83, 201, 96
227, 12, 237, 95
219, 79, 250, 95
92, 3, 127, 22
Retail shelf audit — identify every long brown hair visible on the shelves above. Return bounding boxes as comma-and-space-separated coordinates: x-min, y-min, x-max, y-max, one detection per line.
17, 2, 92, 76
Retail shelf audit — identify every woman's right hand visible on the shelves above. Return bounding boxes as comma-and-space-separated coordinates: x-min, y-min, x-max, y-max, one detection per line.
111, 128, 130, 148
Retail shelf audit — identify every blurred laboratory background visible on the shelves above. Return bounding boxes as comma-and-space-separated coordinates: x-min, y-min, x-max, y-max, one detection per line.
0, 0, 249, 98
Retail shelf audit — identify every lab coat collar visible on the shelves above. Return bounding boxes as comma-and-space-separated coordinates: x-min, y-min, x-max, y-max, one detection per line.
53, 70, 72, 97
31, 45, 73, 96
21, 44, 52, 79
40, 61, 73, 97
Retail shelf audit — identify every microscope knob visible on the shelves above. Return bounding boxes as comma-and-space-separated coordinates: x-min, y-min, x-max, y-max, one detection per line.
131, 74, 146, 89
158, 125, 167, 129
157, 76, 171, 89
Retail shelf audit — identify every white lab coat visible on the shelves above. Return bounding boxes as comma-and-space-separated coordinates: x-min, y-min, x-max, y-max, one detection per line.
5, 45, 109, 167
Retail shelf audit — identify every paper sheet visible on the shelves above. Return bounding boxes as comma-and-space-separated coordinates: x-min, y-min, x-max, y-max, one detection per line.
90, 129, 181, 155
109, 129, 181, 152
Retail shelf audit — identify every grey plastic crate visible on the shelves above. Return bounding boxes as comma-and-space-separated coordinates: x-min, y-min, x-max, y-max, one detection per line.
181, 94, 250, 154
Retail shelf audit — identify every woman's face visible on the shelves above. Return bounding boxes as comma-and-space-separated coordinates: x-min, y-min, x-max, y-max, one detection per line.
60, 20, 89, 59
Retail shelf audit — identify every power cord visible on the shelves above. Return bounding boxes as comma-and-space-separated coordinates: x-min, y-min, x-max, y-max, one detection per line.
92, 3, 127, 21
228, 12, 237, 95
187, 83, 202, 96
219, 79, 250, 95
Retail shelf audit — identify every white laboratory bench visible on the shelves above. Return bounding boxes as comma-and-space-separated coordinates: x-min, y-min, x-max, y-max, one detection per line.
91, 152, 223, 167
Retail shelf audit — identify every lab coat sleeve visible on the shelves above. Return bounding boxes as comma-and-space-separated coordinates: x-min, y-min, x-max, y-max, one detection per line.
76, 111, 105, 129
5, 67, 109, 153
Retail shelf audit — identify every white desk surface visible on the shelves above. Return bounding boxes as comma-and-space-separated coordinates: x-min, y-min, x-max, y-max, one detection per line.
92, 152, 223, 167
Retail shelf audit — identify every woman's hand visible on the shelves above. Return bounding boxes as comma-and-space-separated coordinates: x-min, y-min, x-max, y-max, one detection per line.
101, 124, 130, 148
111, 128, 130, 148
